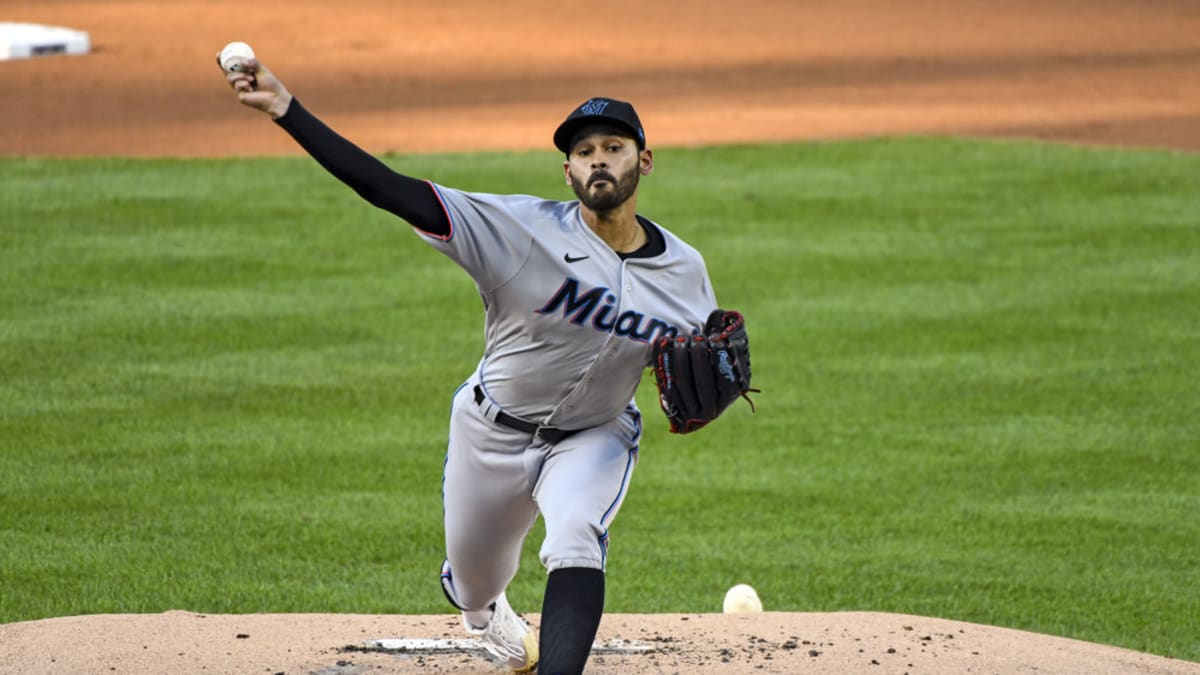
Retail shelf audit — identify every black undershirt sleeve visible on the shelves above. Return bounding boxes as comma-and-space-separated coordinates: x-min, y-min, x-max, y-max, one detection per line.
274, 99, 450, 237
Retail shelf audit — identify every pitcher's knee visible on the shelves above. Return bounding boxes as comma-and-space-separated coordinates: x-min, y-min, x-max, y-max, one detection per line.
538, 520, 608, 572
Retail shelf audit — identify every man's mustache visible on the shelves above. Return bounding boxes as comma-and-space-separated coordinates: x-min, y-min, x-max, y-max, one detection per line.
588, 171, 618, 187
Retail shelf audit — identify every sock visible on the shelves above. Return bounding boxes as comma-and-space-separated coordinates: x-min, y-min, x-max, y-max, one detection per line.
462, 599, 497, 631
538, 567, 605, 675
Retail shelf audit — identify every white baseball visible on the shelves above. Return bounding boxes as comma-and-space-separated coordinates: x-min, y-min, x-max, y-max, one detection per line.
219, 41, 256, 73
722, 583, 763, 613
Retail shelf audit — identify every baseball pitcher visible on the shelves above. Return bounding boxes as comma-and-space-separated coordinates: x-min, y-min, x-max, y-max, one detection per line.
218, 48, 753, 675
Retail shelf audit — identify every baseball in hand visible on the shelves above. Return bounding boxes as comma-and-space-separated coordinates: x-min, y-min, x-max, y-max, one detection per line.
722, 584, 763, 613
219, 41, 256, 73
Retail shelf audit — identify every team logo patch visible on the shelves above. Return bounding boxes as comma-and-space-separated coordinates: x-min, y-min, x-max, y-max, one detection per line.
580, 99, 610, 116
717, 350, 736, 382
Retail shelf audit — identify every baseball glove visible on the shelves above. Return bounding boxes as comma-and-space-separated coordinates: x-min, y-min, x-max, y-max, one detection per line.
652, 308, 757, 434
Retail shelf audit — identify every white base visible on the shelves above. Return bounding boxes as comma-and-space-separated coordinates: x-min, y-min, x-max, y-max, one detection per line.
0, 22, 91, 60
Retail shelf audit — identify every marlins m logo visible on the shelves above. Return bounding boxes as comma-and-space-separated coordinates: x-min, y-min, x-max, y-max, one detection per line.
579, 99, 610, 116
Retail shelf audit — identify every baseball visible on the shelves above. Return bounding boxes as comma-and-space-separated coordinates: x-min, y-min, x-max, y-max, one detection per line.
219, 41, 255, 73
723, 583, 763, 613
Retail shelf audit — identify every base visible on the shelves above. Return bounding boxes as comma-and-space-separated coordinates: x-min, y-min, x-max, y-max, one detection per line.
0, 23, 91, 60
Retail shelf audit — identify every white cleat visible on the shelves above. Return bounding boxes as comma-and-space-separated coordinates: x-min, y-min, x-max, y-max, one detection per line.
462, 592, 539, 672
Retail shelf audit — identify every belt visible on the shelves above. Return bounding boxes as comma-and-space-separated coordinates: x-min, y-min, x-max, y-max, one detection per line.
473, 385, 578, 444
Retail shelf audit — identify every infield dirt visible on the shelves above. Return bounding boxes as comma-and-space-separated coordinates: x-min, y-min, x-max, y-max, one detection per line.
2, 1, 1199, 673
2, 0, 1198, 156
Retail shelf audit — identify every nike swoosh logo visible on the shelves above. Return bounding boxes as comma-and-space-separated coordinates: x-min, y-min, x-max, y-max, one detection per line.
564, 253, 590, 263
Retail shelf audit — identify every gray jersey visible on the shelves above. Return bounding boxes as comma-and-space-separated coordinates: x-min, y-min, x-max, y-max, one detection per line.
421, 185, 718, 430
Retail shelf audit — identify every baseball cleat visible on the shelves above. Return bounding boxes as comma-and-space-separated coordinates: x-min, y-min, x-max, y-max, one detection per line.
462, 592, 539, 672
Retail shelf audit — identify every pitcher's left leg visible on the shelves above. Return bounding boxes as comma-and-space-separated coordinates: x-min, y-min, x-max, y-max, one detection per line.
532, 407, 641, 675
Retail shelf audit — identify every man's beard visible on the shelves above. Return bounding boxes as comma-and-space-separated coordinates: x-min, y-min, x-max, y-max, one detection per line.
570, 164, 640, 213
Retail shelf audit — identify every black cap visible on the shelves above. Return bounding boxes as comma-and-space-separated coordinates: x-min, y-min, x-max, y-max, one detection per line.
553, 97, 646, 154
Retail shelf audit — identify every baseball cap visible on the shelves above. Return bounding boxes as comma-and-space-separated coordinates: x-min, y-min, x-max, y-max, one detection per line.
553, 97, 646, 154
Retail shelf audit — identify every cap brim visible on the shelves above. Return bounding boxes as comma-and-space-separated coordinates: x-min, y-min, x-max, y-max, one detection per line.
554, 116, 642, 154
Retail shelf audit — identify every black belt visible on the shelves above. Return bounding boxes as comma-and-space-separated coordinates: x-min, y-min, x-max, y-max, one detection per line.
473, 385, 578, 444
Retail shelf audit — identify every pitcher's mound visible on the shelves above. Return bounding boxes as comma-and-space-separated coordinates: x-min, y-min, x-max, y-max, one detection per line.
2, 610, 1197, 674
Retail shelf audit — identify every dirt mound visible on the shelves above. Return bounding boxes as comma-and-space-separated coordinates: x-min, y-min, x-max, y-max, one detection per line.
2, 610, 1198, 674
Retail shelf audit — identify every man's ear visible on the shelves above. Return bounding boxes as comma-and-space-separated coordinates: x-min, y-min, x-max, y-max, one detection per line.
640, 148, 654, 176
563, 160, 572, 186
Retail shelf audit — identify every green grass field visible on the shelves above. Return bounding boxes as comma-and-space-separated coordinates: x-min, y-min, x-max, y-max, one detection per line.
2, 138, 1197, 662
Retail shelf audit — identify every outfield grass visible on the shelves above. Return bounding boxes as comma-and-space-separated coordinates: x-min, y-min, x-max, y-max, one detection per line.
1, 138, 1197, 661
